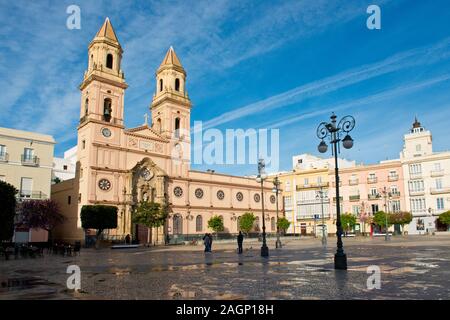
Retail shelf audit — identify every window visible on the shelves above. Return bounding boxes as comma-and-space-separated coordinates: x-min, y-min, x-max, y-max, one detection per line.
156, 118, 162, 133
437, 198, 444, 210
371, 204, 379, 214
254, 217, 260, 231
63, 165, 68, 171
24, 148, 33, 160
85, 98, 89, 116
304, 178, 309, 186
416, 144, 421, 152
103, 98, 112, 122
317, 176, 322, 184
297, 159, 302, 164
391, 200, 401, 212
352, 205, 360, 215
370, 188, 378, 196
390, 186, 398, 194
82, 140, 86, 149
159, 79, 163, 92
0, 145, 6, 161
173, 215, 183, 234
175, 78, 180, 91
409, 164, 422, 174
271, 217, 276, 231
68, 196, 71, 205
411, 198, 426, 212
284, 196, 293, 209
106, 54, 113, 69
174, 117, 180, 138
434, 163, 441, 171
435, 179, 442, 190
409, 180, 424, 192
196, 215, 202, 232
20, 177, 33, 197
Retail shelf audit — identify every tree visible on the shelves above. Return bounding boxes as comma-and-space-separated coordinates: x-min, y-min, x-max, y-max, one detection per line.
53, 177, 61, 184
340, 213, 357, 233
81, 205, 117, 240
373, 211, 391, 231
239, 212, 256, 234
389, 211, 413, 234
132, 201, 167, 244
0, 181, 17, 241
207, 215, 224, 233
20, 199, 65, 244
277, 217, 290, 234
438, 211, 450, 229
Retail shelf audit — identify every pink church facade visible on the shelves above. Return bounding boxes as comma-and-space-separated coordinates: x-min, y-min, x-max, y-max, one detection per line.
51, 18, 280, 244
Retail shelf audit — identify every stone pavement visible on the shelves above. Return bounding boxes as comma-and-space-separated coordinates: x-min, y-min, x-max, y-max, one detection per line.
1, 235, 450, 300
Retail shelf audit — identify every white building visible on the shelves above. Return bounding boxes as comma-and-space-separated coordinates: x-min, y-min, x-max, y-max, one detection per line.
52, 146, 77, 182
292, 153, 356, 171
400, 118, 450, 234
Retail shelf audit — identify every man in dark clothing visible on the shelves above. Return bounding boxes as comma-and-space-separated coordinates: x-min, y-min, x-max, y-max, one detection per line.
237, 231, 244, 254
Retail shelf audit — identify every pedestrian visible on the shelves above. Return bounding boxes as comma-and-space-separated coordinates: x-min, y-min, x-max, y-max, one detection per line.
203, 233, 211, 252
125, 234, 131, 245
208, 233, 213, 252
165, 234, 170, 245
237, 231, 244, 254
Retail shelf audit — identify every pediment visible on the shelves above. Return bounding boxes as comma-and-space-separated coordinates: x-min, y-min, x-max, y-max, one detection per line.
125, 124, 168, 142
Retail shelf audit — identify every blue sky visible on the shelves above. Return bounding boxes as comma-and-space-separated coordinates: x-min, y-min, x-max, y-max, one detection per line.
1, 0, 450, 176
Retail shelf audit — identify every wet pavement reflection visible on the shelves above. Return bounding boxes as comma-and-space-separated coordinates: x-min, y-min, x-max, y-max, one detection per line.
1, 236, 450, 299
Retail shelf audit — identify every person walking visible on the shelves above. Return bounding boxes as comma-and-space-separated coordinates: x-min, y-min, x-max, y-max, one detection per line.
203, 233, 211, 252
208, 233, 213, 252
237, 231, 244, 254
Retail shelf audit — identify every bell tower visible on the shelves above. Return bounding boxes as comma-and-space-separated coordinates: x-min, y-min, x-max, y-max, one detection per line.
79, 17, 127, 127
151, 47, 191, 176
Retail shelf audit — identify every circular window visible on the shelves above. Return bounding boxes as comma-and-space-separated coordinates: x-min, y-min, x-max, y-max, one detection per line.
270, 195, 276, 204
217, 190, 225, 200
174, 186, 183, 197
236, 192, 243, 202
98, 178, 111, 191
195, 188, 204, 199
254, 193, 260, 202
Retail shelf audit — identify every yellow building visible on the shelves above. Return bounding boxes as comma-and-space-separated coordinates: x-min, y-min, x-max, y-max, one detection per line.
0, 126, 55, 242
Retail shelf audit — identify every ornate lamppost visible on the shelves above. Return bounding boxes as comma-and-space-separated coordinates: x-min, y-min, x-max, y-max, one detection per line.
380, 186, 392, 241
256, 158, 269, 257
317, 113, 355, 270
272, 176, 282, 249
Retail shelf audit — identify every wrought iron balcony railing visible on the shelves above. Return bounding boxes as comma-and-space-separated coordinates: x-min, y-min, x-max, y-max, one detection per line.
21, 155, 39, 166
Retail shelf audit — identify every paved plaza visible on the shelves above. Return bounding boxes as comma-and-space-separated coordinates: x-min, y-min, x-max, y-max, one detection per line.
1, 235, 450, 300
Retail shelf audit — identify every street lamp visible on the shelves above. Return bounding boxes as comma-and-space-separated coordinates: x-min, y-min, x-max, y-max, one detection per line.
316, 112, 355, 270
256, 158, 269, 257
272, 176, 282, 249
316, 187, 327, 246
380, 186, 391, 241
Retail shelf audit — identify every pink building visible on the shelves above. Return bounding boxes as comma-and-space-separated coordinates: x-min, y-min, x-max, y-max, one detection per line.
329, 160, 406, 234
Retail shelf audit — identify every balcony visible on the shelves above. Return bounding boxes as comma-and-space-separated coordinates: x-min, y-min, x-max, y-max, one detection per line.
332, 196, 343, 202
367, 177, 378, 184
390, 191, 401, 198
331, 181, 342, 187
295, 182, 329, 190
409, 172, 422, 180
430, 187, 450, 195
349, 195, 360, 201
388, 174, 399, 182
430, 170, 444, 177
17, 190, 47, 200
21, 155, 39, 166
349, 179, 359, 186
368, 194, 381, 200
0, 152, 9, 162
409, 190, 425, 196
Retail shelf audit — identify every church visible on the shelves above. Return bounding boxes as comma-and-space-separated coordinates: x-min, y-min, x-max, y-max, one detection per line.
51, 18, 280, 244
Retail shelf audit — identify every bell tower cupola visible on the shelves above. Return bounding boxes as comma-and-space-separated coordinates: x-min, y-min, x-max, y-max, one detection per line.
79, 17, 128, 126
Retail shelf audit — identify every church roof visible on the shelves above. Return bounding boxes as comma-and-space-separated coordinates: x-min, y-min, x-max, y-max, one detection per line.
94, 17, 119, 43
158, 46, 184, 72
125, 124, 168, 142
